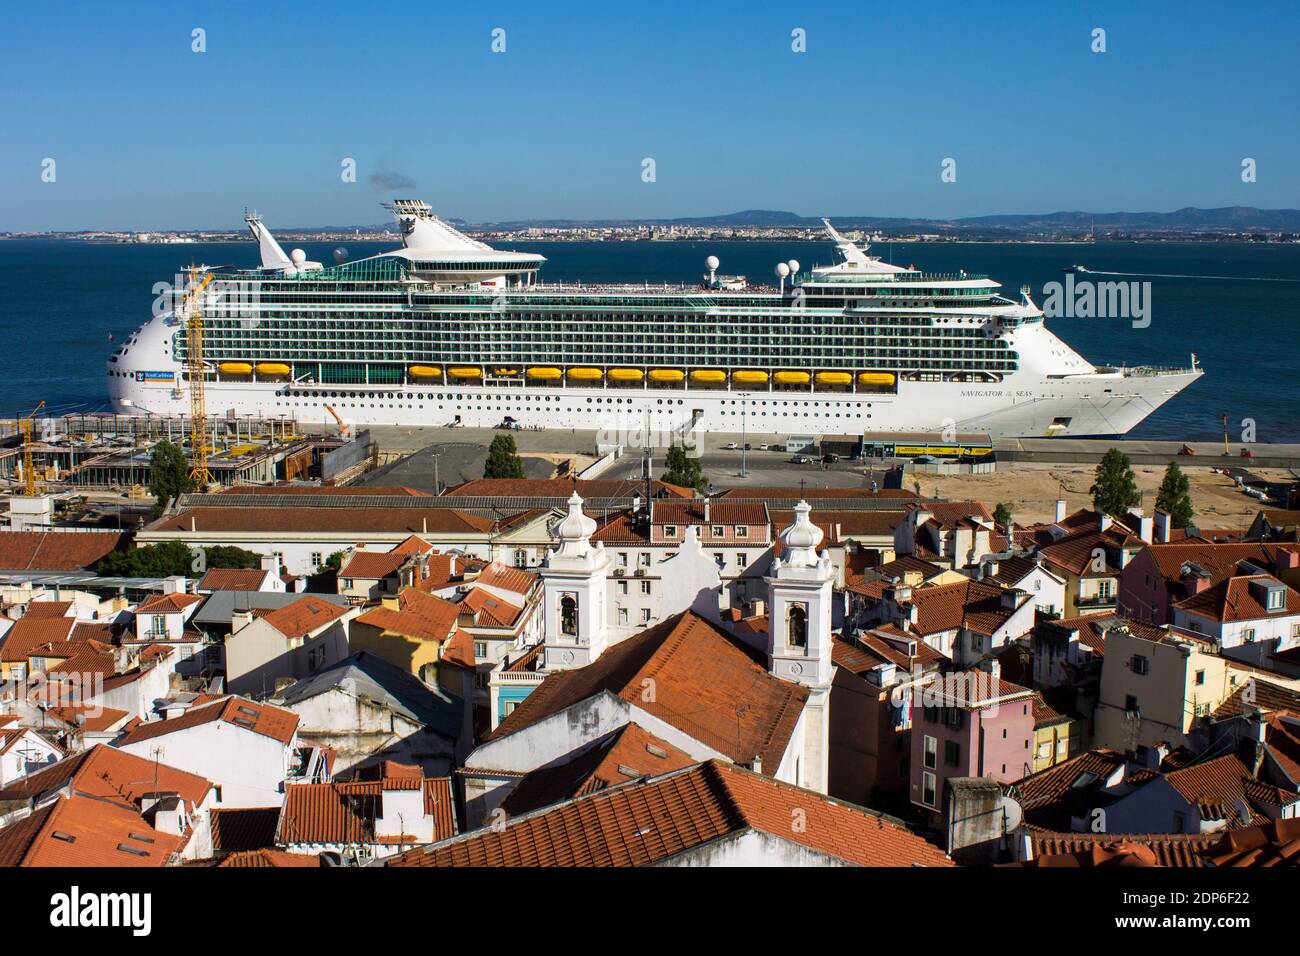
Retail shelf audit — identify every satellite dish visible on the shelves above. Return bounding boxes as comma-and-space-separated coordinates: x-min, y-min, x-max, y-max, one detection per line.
290, 248, 307, 265
775, 262, 790, 278
787, 259, 800, 274
333, 247, 349, 265
705, 255, 720, 271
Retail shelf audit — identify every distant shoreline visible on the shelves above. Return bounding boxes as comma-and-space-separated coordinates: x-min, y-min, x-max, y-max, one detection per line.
3, 234, 1298, 245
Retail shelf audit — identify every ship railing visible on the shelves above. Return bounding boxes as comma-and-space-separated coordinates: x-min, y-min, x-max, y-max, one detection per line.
1101, 363, 1199, 377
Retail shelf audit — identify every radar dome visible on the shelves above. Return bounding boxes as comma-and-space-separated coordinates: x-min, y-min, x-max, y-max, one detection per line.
333, 247, 349, 264
290, 248, 307, 265
787, 259, 800, 274
775, 262, 790, 278
705, 255, 720, 271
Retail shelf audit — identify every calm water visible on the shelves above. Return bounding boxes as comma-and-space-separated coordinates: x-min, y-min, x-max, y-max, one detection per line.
1, 238, 1297, 440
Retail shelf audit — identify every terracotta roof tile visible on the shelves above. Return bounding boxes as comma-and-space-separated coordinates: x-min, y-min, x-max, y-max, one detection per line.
488, 611, 809, 771
115, 696, 299, 748
1174, 574, 1300, 623
136, 591, 203, 614
150, 507, 494, 535
210, 807, 282, 852
391, 760, 952, 868
0, 793, 185, 867
258, 595, 349, 638
278, 776, 456, 845
217, 848, 321, 867
0, 744, 212, 809
0, 617, 76, 662
356, 589, 459, 643
471, 561, 538, 597
500, 724, 698, 817
1201, 817, 1300, 867
197, 568, 270, 591
0, 531, 128, 571
1020, 830, 1216, 867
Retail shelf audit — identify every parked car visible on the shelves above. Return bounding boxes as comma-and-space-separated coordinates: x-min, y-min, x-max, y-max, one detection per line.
788, 455, 813, 464
723, 441, 739, 450
822, 453, 839, 463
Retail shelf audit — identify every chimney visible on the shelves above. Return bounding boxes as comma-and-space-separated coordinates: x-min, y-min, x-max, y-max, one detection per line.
1180, 562, 1211, 595
703, 497, 710, 522
231, 609, 254, 633
1099, 513, 1112, 532
1055, 499, 1066, 523
1276, 547, 1300, 570
750, 755, 762, 774
190, 515, 197, 532
632, 493, 642, 514
260, 553, 280, 576
1138, 515, 1153, 544
1153, 509, 1171, 544
945, 777, 1015, 864
162, 575, 186, 595
422, 517, 428, 534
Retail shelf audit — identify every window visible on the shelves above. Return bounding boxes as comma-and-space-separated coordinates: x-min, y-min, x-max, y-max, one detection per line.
640, 580, 651, 595
737, 553, 748, 567
1131, 654, 1149, 675
1173, 811, 1186, 833
1243, 628, 1256, 643
787, 602, 808, 649
922, 771, 937, 808
311, 552, 323, 569
514, 549, 528, 568
1195, 669, 1205, 686
711, 526, 725, 537
736, 526, 748, 539
474, 642, 487, 659
639, 553, 651, 567
559, 593, 578, 637
944, 740, 961, 767
1266, 587, 1284, 611
664, 525, 677, 538
714, 553, 725, 569
1125, 694, 1139, 715
617, 607, 628, 625
640, 609, 651, 624
148, 615, 167, 638
923, 735, 937, 770
1098, 580, 1113, 599
619, 552, 629, 567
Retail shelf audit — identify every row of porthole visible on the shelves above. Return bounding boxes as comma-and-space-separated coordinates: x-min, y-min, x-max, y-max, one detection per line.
273, 398, 868, 418
277, 389, 873, 410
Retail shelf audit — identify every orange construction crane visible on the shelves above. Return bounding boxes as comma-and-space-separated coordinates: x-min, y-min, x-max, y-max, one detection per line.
19, 400, 45, 496
183, 267, 217, 486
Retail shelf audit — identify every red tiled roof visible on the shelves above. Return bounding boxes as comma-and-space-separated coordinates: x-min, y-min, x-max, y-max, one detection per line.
1039, 527, 1127, 576
1201, 817, 1300, 867
471, 561, 537, 596
115, 696, 299, 748
22, 601, 75, 619
210, 807, 282, 852
42, 705, 129, 732
278, 776, 456, 845
1174, 574, 1300, 623
1145, 542, 1281, 583
500, 724, 697, 817
0, 744, 212, 809
341, 549, 413, 579
258, 595, 349, 638
458, 588, 525, 628
0, 793, 185, 867
219, 484, 430, 497
0, 617, 76, 662
652, 500, 768, 526
0, 531, 128, 571
909, 500, 994, 529
356, 588, 460, 643
197, 568, 270, 591
391, 760, 953, 868
1020, 830, 1216, 867
900, 578, 1024, 637
488, 611, 809, 772
1163, 754, 1252, 806
136, 591, 203, 614
832, 631, 946, 676
217, 848, 321, 867
390, 534, 435, 555
150, 507, 495, 535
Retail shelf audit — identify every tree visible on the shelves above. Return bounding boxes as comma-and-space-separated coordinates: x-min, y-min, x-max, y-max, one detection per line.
1155, 461, 1195, 529
202, 545, 263, 570
96, 541, 196, 577
992, 502, 1012, 528
324, 550, 346, 571
483, 434, 525, 479
148, 440, 192, 517
661, 442, 707, 494
1091, 448, 1141, 516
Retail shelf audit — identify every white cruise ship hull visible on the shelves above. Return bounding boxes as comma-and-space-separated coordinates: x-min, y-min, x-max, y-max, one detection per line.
108, 358, 1200, 439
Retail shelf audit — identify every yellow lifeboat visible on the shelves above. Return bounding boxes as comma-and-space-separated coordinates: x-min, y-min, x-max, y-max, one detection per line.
774, 371, 811, 385
449, 367, 483, 379
815, 371, 852, 386
493, 368, 519, 377
608, 368, 643, 382
857, 372, 896, 386
732, 370, 768, 385
256, 363, 291, 377
219, 362, 253, 375
567, 367, 603, 381
690, 369, 727, 384
648, 369, 684, 383
409, 365, 442, 379
527, 367, 562, 380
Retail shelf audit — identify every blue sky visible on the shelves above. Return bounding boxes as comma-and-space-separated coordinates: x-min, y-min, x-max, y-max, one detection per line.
2, 0, 1297, 229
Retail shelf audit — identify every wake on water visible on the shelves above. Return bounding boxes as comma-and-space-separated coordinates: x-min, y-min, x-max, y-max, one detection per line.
1081, 268, 1300, 282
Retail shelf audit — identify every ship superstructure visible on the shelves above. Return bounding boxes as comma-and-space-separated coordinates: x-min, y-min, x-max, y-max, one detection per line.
107, 200, 1201, 438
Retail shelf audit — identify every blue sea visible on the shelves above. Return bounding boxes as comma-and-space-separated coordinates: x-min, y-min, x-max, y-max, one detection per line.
1, 238, 1297, 441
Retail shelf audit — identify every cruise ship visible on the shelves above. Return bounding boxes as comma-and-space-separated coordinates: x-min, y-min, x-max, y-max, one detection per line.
107, 199, 1202, 438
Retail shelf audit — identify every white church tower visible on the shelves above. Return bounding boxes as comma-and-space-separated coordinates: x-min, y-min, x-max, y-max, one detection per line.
766, 500, 835, 792
542, 492, 611, 671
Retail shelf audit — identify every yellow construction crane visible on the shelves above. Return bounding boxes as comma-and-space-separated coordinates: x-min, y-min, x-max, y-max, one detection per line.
19, 400, 45, 496
183, 267, 217, 487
